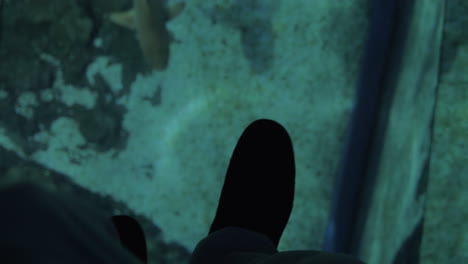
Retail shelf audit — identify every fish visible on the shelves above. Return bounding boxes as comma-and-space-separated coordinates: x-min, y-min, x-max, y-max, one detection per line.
109, 0, 185, 70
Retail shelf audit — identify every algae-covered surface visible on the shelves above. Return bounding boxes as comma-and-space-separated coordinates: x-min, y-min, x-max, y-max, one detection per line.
0, 0, 367, 254
420, 1, 468, 262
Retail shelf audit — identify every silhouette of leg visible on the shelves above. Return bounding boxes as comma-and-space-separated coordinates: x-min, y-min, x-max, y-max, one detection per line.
0, 183, 141, 263
191, 119, 295, 263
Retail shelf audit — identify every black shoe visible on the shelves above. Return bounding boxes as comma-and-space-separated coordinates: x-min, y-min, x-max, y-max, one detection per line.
112, 215, 147, 263
209, 119, 295, 247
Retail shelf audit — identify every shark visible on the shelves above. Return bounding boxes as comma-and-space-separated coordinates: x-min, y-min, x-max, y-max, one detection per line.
109, 0, 185, 70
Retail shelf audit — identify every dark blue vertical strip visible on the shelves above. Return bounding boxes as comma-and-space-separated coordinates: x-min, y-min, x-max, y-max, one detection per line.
322, 0, 397, 254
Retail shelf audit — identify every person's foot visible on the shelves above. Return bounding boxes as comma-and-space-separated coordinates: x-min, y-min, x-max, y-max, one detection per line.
209, 119, 296, 247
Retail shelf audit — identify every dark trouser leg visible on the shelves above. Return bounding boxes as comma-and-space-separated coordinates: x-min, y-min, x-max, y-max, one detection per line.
190, 227, 366, 264
0, 183, 141, 264
190, 226, 278, 264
